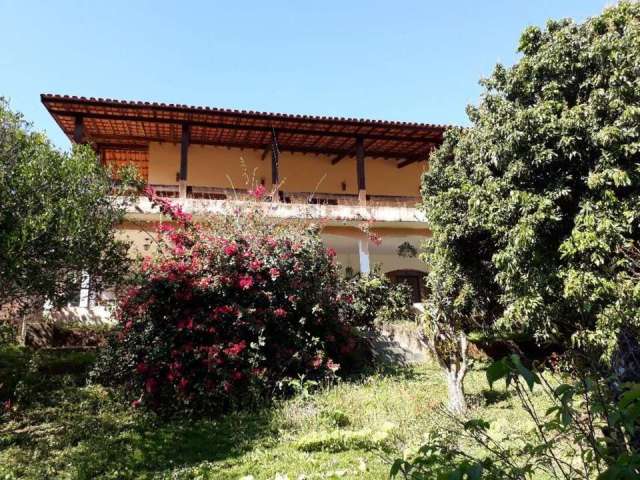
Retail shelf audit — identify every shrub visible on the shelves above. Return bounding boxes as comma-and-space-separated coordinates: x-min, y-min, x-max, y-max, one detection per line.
342, 269, 414, 326
92, 187, 375, 415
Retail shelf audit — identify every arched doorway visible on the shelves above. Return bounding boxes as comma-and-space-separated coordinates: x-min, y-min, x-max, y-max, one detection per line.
386, 269, 426, 303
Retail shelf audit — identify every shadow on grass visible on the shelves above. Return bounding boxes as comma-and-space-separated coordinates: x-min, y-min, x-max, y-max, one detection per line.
2, 386, 278, 480
481, 388, 512, 405
363, 362, 423, 381
465, 388, 512, 410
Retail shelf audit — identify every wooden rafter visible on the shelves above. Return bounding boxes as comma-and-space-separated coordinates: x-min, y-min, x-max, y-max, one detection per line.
48, 109, 439, 144
397, 158, 422, 168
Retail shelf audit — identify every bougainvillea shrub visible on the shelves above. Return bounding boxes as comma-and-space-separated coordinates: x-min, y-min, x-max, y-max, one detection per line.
93, 187, 374, 414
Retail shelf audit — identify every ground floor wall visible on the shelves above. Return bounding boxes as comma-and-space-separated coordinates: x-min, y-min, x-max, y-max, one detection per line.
116, 223, 429, 275
54, 221, 430, 325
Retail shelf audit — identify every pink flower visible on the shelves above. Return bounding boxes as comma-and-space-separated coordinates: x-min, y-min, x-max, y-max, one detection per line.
238, 275, 254, 290
224, 244, 238, 256
327, 247, 337, 258
326, 359, 340, 372
157, 223, 175, 233
232, 371, 244, 381
131, 399, 142, 409
250, 184, 267, 199
269, 268, 280, 280
266, 237, 277, 248
274, 308, 287, 318
145, 377, 158, 394
176, 317, 194, 330
136, 362, 149, 374
224, 340, 247, 356
369, 233, 383, 246
179, 378, 189, 391
249, 260, 262, 271
141, 256, 152, 271
215, 305, 235, 316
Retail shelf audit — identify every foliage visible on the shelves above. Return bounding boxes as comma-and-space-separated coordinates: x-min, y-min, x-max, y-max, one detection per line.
392, 355, 640, 479
0, 321, 15, 347
92, 187, 375, 415
0, 98, 131, 315
341, 268, 414, 325
420, 1, 640, 413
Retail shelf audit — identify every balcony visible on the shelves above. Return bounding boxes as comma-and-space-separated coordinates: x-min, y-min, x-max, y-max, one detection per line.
123, 184, 426, 225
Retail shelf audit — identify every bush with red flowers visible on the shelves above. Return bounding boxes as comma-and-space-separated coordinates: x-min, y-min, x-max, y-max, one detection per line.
92, 187, 374, 415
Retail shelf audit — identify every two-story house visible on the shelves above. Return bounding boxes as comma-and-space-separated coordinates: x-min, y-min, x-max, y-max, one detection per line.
42, 94, 446, 313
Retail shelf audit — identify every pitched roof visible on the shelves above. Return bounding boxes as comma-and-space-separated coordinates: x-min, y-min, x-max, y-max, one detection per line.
41, 94, 447, 162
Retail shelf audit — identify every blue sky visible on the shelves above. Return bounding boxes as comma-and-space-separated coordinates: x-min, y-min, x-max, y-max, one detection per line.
1, 0, 609, 150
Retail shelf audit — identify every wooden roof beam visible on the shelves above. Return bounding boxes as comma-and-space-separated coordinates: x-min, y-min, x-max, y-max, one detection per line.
331, 153, 350, 165
86, 133, 428, 160
73, 115, 85, 144
261, 144, 271, 161
397, 158, 422, 168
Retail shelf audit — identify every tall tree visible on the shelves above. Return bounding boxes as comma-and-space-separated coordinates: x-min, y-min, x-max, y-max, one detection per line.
421, 2, 640, 413
0, 99, 130, 320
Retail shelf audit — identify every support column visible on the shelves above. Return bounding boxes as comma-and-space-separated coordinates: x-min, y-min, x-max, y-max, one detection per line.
271, 129, 280, 201
358, 236, 370, 275
356, 135, 366, 205
79, 272, 90, 309
179, 123, 190, 199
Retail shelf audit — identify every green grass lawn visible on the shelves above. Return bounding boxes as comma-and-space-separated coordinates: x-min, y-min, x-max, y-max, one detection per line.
0, 358, 546, 480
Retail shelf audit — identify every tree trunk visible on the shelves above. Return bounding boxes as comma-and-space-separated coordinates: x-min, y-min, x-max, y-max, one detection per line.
445, 362, 467, 415
420, 323, 469, 416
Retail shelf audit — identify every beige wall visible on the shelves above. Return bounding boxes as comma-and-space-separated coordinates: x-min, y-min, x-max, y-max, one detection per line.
116, 222, 428, 276
278, 151, 358, 194
147, 142, 424, 196
148, 143, 268, 189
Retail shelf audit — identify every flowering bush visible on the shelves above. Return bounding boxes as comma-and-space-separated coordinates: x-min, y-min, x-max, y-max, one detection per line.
93, 187, 374, 414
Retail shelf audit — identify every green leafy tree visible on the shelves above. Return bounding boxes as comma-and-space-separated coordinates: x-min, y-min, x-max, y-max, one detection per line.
421, 2, 640, 413
0, 99, 130, 323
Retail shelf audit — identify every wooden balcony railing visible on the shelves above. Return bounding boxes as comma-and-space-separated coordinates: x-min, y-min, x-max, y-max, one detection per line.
145, 184, 419, 208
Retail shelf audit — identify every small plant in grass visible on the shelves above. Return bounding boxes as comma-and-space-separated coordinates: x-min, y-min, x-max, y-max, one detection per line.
92, 186, 375, 415
391, 355, 640, 479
